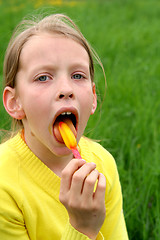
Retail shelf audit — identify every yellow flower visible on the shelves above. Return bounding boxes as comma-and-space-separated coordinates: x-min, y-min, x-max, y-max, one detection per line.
34, 0, 79, 8
137, 143, 141, 149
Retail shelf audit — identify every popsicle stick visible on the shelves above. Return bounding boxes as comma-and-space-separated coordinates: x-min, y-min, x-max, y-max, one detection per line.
71, 148, 82, 159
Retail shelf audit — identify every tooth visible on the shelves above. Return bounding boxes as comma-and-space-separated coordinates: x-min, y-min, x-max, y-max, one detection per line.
60, 112, 72, 116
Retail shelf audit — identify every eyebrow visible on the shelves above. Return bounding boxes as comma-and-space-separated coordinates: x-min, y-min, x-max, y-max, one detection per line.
69, 62, 90, 72
29, 62, 90, 75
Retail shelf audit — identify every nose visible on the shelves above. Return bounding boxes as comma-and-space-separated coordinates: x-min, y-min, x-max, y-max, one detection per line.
59, 92, 73, 99
56, 78, 74, 100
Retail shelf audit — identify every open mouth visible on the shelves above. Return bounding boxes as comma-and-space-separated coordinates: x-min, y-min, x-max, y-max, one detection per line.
53, 111, 77, 143
55, 112, 77, 129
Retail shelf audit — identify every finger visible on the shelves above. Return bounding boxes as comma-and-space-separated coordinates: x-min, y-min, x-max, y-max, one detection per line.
60, 159, 86, 194
70, 162, 97, 196
82, 169, 99, 202
93, 173, 106, 203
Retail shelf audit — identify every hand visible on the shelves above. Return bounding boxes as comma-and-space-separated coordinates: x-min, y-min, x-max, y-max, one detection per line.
59, 159, 106, 240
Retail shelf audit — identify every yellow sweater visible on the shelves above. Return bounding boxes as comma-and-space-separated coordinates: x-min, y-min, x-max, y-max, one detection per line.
0, 133, 128, 240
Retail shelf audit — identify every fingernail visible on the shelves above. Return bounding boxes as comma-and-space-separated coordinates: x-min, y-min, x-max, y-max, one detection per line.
81, 159, 86, 163
91, 162, 96, 166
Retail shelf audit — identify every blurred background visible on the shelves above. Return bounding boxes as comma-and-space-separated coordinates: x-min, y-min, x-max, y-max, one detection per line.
0, 0, 160, 239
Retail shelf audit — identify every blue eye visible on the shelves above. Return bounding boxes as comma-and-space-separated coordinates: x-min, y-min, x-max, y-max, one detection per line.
38, 75, 49, 82
37, 75, 51, 82
72, 74, 83, 80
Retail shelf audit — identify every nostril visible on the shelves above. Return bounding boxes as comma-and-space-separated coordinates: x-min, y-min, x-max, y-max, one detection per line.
59, 93, 73, 99
69, 93, 73, 98
59, 94, 64, 99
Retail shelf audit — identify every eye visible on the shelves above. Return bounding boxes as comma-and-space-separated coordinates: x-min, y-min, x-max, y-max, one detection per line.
37, 75, 51, 82
35, 74, 52, 82
72, 74, 84, 80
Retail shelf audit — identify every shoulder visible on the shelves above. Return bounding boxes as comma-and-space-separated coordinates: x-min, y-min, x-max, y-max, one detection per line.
0, 134, 23, 184
0, 138, 13, 163
79, 136, 116, 166
0, 135, 18, 164
0, 135, 24, 207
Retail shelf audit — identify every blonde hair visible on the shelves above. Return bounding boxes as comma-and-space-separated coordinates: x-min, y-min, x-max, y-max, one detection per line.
3, 13, 106, 130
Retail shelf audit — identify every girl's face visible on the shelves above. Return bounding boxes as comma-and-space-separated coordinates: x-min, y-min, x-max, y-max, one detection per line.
15, 33, 97, 160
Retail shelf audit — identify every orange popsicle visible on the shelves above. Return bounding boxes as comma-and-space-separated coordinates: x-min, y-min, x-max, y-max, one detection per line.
59, 121, 82, 159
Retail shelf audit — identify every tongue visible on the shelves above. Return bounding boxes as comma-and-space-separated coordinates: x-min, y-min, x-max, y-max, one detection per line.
53, 118, 77, 143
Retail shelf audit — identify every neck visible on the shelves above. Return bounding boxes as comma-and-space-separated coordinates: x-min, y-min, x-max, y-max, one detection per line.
21, 129, 74, 177
40, 153, 73, 177
28, 142, 73, 177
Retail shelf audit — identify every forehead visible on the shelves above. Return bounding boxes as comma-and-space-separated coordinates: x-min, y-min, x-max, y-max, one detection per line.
19, 33, 90, 67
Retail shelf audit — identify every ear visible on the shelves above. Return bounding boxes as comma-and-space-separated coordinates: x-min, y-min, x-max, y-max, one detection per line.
3, 86, 25, 120
91, 82, 97, 115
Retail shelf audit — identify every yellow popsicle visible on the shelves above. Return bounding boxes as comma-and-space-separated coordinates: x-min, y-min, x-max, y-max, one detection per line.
58, 121, 82, 159
59, 121, 77, 149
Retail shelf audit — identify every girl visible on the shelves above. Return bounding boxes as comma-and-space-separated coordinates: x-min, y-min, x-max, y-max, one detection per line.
0, 13, 128, 240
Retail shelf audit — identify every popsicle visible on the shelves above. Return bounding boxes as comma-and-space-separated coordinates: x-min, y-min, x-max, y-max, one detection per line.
58, 121, 82, 159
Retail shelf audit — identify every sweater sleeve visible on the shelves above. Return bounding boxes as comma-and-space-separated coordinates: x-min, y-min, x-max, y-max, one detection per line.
61, 222, 104, 240
0, 187, 104, 240
94, 145, 129, 240
101, 156, 128, 240
0, 185, 30, 240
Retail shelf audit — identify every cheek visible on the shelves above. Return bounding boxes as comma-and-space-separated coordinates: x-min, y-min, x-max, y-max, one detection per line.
20, 90, 49, 121
80, 89, 94, 116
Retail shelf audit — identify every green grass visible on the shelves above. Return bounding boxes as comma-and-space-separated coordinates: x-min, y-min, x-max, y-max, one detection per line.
0, 0, 160, 239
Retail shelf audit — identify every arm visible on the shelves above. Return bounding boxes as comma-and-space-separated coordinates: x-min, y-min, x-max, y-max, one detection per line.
101, 154, 129, 240
59, 159, 106, 240
0, 186, 30, 240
